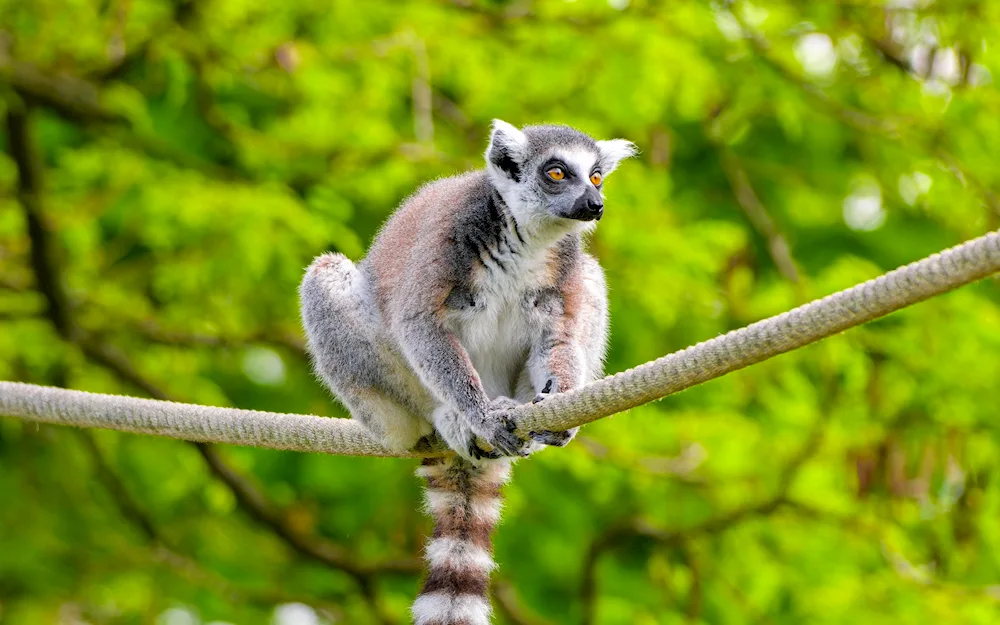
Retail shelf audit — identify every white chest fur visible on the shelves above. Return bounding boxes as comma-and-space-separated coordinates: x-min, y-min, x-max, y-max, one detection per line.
448, 249, 552, 399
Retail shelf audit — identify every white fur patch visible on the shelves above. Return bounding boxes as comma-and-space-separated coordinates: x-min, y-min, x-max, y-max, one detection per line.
471, 498, 504, 525
596, 138, 638, 172
423, 488, 504, 525
415, 463, 447, 479
365, 394, 431, 451
412, 592, 492, 625
424, 488, 462, 514
488, 119, 526, 152
415, 458, 512, 481
484, 119, 531, 224
426, 537, 495, 572
309, 253, 357, 295
554, 146, 599, 181
482, 459, 513, 483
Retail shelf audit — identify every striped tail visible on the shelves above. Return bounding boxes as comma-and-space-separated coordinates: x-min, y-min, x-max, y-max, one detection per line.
412, 456, 512, 625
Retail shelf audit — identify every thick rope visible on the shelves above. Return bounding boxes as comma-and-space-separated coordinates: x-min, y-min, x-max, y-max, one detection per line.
2, 229, 999, 457
517, 228, 1000, 433
0, 382, 409, 456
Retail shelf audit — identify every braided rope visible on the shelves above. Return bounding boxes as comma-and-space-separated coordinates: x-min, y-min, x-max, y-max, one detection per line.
516, 229, 1000, 433
0, 381, 409, 456
2, 230, 998, 457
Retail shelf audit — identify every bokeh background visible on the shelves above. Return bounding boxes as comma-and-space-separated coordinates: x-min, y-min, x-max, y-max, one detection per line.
2, 1, 1000, 623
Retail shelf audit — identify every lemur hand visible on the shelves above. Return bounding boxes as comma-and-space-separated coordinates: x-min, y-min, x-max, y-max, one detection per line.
469, 396, 531, 460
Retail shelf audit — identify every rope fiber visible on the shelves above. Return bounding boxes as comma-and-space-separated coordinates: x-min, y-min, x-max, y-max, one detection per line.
2, 229, 999, 457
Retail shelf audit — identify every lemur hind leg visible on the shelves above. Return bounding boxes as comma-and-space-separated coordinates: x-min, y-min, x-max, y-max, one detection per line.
520, 254, 610, 449
300, 253, 433, 452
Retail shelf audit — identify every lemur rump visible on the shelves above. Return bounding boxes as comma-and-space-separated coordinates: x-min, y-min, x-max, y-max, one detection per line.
300, 120, 635, 624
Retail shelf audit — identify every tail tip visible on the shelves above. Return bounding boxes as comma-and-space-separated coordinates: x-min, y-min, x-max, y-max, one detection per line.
412, 592, 492, 625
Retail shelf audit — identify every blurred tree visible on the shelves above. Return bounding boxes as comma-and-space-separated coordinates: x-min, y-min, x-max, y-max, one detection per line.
1, 0, 999, 623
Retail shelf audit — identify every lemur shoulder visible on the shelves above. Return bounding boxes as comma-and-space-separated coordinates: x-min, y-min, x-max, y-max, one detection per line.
300, 120, 635, 625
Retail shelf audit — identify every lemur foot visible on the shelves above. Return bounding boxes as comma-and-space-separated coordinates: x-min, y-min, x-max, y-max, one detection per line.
532, 377, 556, 404
528, 378, 578, 447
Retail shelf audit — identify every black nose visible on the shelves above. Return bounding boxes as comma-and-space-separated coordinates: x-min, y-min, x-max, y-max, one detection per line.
588, 198, 604, 220
566, 188, 606, 222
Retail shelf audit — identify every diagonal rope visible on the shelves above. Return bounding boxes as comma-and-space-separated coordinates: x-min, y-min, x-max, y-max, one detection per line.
2, 229, 999, 457
517, 228, 1000, 433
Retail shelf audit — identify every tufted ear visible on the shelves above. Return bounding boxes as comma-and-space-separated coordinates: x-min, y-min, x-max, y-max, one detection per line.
596, 139, 638, 174
485, 119, 528, 182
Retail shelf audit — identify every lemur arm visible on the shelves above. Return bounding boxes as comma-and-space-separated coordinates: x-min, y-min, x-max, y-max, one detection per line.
393, 306, 526, 456
396, 310, 489, 418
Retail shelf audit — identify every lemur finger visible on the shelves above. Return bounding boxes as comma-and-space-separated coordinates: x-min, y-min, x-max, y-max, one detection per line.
479, 401, 530, 457
490, 428, 525, 456
529, 426, 579, 447
533, 378, 557, 403
482, 418, 532, 457
529, 430, 573, 446
469, 439, 502, 460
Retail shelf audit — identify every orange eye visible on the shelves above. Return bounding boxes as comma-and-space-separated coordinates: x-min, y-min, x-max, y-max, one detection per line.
590, 172, 603, 186
546, 167, 565, 181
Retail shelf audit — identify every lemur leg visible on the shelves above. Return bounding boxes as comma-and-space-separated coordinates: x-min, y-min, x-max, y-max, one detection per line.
300, 253, 433, 452
523, 254, 609, 448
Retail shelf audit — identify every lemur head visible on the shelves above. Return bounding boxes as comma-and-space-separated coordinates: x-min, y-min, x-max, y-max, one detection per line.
485, 119, 636, 231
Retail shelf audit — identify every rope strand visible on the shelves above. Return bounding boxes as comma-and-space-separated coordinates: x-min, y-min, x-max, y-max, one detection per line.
2, 229, 998, 457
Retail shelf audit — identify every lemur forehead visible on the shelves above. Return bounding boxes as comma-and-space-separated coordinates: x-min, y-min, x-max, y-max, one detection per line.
521, 124, 599, 159
546, 146, 600, 177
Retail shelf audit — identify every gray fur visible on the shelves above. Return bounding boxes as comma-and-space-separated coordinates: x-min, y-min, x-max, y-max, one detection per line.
300, 120, 635, 461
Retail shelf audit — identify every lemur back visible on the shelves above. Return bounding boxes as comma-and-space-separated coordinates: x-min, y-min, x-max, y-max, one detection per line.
300, 120, 634, 624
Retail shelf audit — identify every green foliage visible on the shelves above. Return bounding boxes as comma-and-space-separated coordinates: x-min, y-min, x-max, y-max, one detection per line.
2, 0, 999, 623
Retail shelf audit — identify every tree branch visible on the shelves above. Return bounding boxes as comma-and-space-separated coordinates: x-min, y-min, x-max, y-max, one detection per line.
729, 9, 1000, 220
718, 150, 802, 287
2, 57, 244, 180
193, 441, 420, 577
580, 375, 833, 625
1, 60, 118, 123
76, 429, 344, 618
491, 579, 555, 625
5, 105, 77, 340
579, 497, 790, 625
104, 316, 309, 359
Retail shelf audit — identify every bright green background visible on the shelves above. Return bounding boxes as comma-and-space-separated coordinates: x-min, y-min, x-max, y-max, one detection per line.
2, 1, 999, 624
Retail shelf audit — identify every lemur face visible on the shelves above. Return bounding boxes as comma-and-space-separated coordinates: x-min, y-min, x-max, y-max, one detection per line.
533, 147, 606, 222
485, 120, 636, 229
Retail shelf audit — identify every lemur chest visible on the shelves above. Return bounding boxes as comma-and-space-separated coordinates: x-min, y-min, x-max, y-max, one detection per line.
445, 259, 559, 397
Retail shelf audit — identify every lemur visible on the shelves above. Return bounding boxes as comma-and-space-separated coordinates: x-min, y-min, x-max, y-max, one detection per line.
300, 120, 635, 625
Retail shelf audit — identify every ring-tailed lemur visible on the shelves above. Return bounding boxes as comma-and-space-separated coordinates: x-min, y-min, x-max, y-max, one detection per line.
300, 120, 635, 625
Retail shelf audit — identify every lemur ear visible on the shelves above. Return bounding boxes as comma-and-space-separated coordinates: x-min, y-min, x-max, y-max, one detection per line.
485, 119, 528, 182
596, 139, 638, 174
